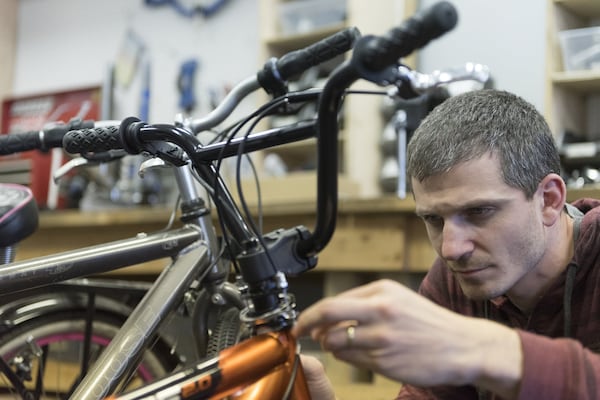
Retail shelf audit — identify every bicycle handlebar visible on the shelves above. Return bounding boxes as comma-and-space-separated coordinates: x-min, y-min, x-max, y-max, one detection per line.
352, 1, 457, 77
63, 1, 459, 263
189, 27, 359, 134
0, 118, 95, 155
257, 26, 360, 96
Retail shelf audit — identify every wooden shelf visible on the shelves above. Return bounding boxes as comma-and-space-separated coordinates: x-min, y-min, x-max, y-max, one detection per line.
545, 0, 600, 141
258, 0, 418, 199
22, 195, 423, 273
567, 186, 600, 200
554, 0, 600, 16
38, 206, 176, 228
551, 70, 600, 92
38, 186, 600, 226
264, 23, 347, 54
267, 136, 316, 150
36, 196, 418, 226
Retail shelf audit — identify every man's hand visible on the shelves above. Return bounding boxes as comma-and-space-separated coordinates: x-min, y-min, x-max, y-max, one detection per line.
292, 279, 523, 399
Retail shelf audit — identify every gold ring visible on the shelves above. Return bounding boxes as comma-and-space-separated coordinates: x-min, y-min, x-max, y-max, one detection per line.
346, 324, 356, 347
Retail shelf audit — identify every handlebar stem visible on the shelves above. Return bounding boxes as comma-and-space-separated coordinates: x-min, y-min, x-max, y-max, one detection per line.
296, 60, 360, 258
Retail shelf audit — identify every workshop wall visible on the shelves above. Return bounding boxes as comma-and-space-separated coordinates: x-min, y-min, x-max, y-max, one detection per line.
12, 0, 548, 128
418, 0, 546, 111
12, 0, 260, 124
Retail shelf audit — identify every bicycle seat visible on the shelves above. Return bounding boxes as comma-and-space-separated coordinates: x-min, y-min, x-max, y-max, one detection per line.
0, 183, 38, 247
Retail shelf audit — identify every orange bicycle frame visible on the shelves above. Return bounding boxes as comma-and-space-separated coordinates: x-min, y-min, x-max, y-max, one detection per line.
107, 328, 310, 400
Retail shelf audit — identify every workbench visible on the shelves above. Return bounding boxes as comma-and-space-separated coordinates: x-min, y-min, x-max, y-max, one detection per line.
17, 195, 436, 274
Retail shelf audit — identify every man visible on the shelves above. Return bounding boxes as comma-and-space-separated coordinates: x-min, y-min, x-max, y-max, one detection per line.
292, 89, 600, 399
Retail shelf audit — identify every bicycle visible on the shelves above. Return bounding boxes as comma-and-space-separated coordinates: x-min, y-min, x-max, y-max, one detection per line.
0, 2, 479, 399
0, 22, 359, 397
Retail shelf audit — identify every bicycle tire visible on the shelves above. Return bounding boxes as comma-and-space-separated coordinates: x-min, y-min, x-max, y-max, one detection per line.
0, 309, 173, 399
206, 307, 244, 357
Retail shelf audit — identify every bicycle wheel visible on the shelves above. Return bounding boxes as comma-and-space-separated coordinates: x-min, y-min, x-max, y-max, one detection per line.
206, 307, 245, 357
0, 310, 173, 399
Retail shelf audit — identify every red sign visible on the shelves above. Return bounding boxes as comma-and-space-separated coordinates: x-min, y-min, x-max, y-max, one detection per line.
1, 86, 102, 209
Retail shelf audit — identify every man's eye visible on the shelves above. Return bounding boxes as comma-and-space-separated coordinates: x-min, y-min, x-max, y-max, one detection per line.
466, 207, 494, 218
422, 215, 443, 225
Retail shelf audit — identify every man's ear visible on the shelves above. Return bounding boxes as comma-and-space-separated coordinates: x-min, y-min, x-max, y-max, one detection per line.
537, 173, 567, 226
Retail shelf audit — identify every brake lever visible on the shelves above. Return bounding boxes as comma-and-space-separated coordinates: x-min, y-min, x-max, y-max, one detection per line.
52, 150, 127, 183
139, 157, 173, 179
53, 157, 94, 183
389, 62, 491, 98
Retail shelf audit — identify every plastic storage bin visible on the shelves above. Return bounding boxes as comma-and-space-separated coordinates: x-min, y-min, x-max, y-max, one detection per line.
559, 26, 600, 71
278, 0, 346, 35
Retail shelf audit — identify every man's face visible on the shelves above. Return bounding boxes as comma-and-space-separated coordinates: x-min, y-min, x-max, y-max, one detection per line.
411, 153, 547, 301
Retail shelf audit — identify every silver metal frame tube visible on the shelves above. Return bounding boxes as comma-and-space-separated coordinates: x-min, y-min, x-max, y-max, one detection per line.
71, 241, 211, 399
0, 226, 200, 293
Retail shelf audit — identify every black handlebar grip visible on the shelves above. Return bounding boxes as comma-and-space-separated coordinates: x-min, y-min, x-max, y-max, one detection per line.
257, 27, 360, 95
0, 119, 95, 155
43, 119, 94, 149
63, 126, 124, 154
277, 26, 360, 80
0, 130, 42, 155
355, 1, 458, 72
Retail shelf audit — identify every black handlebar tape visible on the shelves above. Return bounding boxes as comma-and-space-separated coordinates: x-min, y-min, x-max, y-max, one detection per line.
354, 1, 458, 72
257, 26, 361, 94
63, 126, 125, 154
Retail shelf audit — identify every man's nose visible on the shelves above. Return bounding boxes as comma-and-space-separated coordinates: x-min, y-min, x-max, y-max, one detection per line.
440, 221, 473, 261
